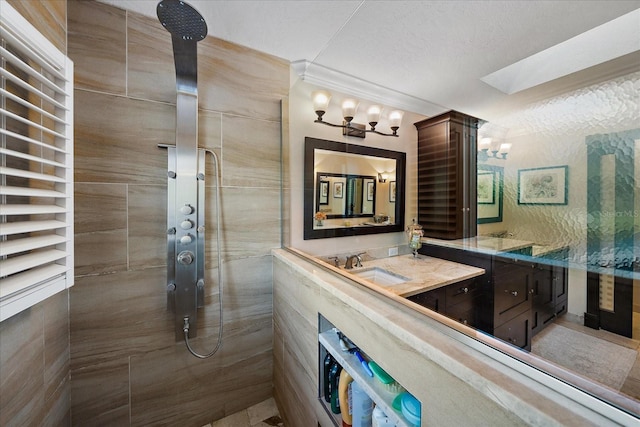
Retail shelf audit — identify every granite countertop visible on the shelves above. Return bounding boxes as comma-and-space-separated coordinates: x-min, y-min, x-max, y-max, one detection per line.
344, 254, 485, 298
422, 236, 535, 255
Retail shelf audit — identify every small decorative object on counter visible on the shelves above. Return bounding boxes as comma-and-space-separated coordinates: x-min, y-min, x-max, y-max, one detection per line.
407, 219, 423, 257
315, 211, 327, 226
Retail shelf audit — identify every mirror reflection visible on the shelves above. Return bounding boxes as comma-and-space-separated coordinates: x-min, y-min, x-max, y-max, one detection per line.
304, 137, 405, 239
316, 173, 376, 218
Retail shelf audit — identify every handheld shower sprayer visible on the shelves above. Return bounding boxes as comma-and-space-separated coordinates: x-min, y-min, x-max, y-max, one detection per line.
157, 0, 223, 359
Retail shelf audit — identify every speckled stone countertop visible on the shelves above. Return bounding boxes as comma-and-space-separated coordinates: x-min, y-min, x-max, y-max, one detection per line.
422, 236, 535, 255
344, 254, 485, 298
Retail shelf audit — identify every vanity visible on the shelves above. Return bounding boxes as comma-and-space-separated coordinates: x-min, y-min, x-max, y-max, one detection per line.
413, 237, 569, 351
272, 248, 635, 426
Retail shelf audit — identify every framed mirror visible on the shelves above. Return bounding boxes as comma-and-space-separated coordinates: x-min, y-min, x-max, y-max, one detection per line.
477, 164, 503, 224
304, 137, 406, 239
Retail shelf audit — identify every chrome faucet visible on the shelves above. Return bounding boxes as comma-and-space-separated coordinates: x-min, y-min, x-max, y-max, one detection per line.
344, 253, 364, 269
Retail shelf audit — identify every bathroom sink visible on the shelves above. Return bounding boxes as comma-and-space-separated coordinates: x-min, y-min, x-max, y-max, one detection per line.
351, 267, 410, 286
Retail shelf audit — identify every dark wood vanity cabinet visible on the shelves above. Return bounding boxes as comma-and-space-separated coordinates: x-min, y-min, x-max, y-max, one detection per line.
417, 244, 568, 351
408, 277, 483, 327
414, 111, 479, 240
491, 256, 533, 350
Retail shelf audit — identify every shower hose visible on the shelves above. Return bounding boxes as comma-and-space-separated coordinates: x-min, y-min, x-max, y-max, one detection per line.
182, 149, 224, 359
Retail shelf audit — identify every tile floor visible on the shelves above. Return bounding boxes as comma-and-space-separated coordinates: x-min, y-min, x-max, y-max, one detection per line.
203, 397, 284, 427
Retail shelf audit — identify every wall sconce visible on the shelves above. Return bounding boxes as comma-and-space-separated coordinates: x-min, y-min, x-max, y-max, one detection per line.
378, 172, 389, 183
312, 90, 402, 138
478, 137, 511, 161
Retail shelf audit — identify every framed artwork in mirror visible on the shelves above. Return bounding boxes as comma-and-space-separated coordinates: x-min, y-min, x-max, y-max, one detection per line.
333, 182, 343, 198
389, 181, 396, 202
518, 165, 568, 205
367, 182, 374, 201
318, 181, 329, 205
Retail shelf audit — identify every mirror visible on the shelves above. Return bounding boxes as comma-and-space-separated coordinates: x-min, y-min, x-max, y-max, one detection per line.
316, 173, 376, 217
477, 164, 503, 224
304, 137, 406, 239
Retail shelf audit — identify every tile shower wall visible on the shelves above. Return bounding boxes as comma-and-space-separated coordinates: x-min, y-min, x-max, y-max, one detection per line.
1, 1, 70, 426
68, 1, 288, 426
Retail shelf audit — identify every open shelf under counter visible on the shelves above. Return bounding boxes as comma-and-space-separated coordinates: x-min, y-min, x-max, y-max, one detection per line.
318, 330, 418, 427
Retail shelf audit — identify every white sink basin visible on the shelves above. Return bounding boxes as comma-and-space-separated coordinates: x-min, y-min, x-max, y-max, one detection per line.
351, 267, 410, 286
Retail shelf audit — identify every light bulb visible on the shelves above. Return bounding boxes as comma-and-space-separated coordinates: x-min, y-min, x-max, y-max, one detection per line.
341, 99, 359, 123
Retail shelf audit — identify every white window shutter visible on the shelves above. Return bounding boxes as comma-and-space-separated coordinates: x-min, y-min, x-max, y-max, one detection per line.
0, 0, 74, 322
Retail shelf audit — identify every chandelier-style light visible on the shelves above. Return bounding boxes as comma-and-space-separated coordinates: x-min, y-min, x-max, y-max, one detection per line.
478, 137, 511, 161
312, 90, 403, 138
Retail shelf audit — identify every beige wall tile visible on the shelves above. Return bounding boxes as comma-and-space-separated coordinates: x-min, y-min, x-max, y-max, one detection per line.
75, 183, 127, 233
74, 183, 128, 276
8, 0, 66, 53
219, 187, 281, 260
198, 38, 289, 121
70, 268, 173, 369
43, 290, 70, 400
199, 109, 223, 150
130, 343, 227, 426
127, 12, 176, 104
0, 305, 45, 426
68, 0, 126, 94
222, 115, 282, 188
74, 89, 175, 184
74, 229, 129, 276
129, 184, 167, 270
70, 359, 129, 426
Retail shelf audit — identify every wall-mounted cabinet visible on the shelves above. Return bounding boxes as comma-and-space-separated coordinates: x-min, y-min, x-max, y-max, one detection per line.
415, 111, 479, 240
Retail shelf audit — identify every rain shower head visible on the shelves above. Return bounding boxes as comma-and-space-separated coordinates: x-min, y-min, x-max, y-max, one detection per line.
157, 0, 208, 91
157, 0, 207, 41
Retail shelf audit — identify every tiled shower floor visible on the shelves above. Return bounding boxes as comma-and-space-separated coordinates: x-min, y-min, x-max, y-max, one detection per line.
203, 397, 284, 427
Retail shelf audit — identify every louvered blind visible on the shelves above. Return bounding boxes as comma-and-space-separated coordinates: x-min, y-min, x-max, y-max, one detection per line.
0, 1, 74, 322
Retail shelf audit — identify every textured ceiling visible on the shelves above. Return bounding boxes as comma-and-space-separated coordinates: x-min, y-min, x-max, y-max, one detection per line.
99, 0, 640, 122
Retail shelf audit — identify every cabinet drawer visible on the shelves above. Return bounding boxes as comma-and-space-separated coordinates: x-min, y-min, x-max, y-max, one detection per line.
494, 309, 531, 350
494, 269, 532, 326
446, 299, 478, 327
445, 278, 480, 307
408, 287, 444, 312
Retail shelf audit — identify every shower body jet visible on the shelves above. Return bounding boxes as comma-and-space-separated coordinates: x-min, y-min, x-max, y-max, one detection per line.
157, 0, 208, 341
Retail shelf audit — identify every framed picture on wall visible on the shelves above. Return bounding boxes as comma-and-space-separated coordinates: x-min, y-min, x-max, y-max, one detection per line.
389, 181, 396, 202
518, 165, 568, 205
477, 171, 495, 204
333, 182, 343, 199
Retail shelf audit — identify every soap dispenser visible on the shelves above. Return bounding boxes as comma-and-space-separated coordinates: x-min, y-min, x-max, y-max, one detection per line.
407, 219, 423, 257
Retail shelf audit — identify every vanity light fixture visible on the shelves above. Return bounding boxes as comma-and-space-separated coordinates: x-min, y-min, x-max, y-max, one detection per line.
478, 137, 511, 161
312, 90, 403, 138
378, 172, 389, 183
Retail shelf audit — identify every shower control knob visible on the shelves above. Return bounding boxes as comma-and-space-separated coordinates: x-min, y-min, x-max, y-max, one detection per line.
180, 235, 193, 244
177, 251, 194, 265
180, 219, 194, 230
179, 204, 194, 215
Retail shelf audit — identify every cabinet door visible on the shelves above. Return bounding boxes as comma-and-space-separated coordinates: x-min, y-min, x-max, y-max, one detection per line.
494, 309, 531, 350
493, 258, 532, 327
407, 287, 445, 313
415, 111, 478, 240
531, 264, 555, 336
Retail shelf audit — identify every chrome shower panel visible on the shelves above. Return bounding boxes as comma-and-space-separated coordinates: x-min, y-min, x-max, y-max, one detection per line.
166, 143, 206, 340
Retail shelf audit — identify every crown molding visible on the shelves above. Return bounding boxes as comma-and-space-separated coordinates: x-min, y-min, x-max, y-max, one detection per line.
292, 59, 445, 117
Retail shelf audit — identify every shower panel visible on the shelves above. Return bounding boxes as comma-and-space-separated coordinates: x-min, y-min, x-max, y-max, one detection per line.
157, 0, 223, 358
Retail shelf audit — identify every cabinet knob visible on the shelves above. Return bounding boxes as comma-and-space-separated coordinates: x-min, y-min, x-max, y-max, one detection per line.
511, 291, 518, 297
460, 287, 469, 294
